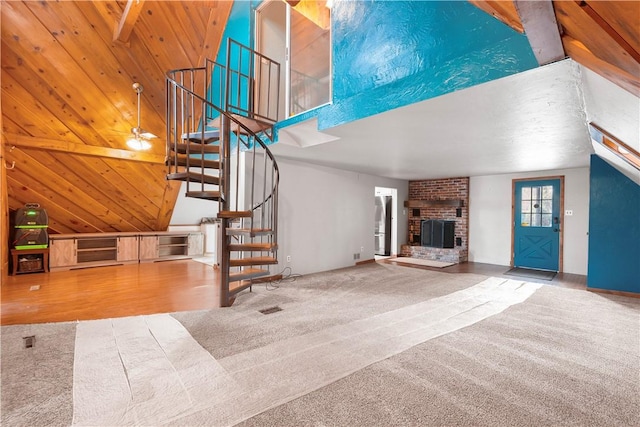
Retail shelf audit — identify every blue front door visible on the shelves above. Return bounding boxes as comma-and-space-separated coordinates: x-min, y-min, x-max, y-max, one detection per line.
513, 179, 561, 271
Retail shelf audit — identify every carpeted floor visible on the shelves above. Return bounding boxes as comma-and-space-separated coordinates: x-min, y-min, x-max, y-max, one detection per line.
2, 263, 638, 426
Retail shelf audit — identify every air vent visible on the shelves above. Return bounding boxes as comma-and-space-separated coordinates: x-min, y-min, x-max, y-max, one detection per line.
23, 336, 36, 348
259, 306, 282, 315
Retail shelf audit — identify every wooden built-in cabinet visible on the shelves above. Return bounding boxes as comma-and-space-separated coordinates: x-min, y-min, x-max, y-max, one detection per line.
49, 232, 203, 271
49, 238, 76, 269
117, 236, 139, 262
139, 235, 159, 261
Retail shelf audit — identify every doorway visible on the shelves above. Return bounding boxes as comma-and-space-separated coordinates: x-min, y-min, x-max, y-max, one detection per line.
374, 187, 397, 258
255, 0, 331, 119
512, 177, 564, 272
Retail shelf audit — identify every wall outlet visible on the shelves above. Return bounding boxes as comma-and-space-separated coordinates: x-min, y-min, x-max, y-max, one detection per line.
565, 210, 574, 216
286, 255, 291, 263
353, 253, 360, 260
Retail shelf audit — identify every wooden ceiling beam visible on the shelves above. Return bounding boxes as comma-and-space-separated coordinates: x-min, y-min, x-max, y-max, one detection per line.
4, 134, 165, 164
113, 0, 145, 43
514, 0, 565, 65
563, 36, 640, 97
574, 0, 640, 64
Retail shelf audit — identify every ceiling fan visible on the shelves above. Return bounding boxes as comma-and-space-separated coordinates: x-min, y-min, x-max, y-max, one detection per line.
126, 82, 156, 151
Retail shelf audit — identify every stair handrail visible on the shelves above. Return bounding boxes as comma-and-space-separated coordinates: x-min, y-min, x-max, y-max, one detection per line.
165, 67, 280, 210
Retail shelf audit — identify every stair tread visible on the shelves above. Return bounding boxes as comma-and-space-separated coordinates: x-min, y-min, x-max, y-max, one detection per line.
181, 130, 220, 142
171, 143, 219, 154
185, 191, 221, 200
226, 228, 273, 237
229, 281, 253, 294
218, 210, 251, 219
167, 172, 219, 185
175, 156, 220, 169
228, 242, 278, 251
229, 267, 270, 283
230, 256, 278, 267
208, 114, 274, 135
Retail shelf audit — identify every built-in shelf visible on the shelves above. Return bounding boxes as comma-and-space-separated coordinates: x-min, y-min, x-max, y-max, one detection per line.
49, 232, 203, 271
404, 199, 464, 208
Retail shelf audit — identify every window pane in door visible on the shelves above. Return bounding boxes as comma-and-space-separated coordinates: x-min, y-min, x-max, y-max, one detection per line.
531, 214, 541, 227
531, 186, 541, 200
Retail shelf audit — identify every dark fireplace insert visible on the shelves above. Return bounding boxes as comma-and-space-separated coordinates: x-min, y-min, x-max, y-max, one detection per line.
421, 220, 455, 248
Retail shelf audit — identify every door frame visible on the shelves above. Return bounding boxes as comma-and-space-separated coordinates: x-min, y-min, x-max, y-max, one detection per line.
374, 187, 398, 256
511, 176, 565, 272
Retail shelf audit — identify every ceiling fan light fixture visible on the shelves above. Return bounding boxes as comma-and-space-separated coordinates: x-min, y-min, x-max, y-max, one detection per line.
126, 136, 152, 151
126, 82, 156, 151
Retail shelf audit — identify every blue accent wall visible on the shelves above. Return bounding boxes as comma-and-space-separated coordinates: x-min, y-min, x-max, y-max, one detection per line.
313, 0, 538, 129
587, 155, 640, 293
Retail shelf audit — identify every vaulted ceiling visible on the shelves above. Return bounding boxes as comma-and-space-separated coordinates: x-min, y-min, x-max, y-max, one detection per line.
1, 0, 232, 234
1, 0, 639, 236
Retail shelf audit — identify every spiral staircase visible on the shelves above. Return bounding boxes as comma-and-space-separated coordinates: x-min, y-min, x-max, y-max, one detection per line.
165, 39, 281, 307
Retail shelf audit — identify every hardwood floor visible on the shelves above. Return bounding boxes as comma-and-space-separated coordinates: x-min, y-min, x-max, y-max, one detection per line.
1, 259, 588, 326
1, 260, 219, 326
382, 258, 588, 290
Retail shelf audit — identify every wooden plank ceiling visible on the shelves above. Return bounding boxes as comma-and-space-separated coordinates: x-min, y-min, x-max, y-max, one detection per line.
1, 0, 232, 234
471, 0, 640, 96
1, 0, 638, 237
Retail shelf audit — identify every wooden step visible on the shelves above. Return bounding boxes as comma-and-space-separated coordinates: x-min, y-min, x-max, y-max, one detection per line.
229, 267, 270, 283
226, 228, 273, 237
228, 273, 283, 297
229, 281, 253, 296
228, 242, 278, 252
166, 172, 219, 185
175, 156, 220, 169
185, 190, 221, 200
171, 143, 219, 155
217, 210, 251, 219
181, 130, 220, 143
208, 114, 273, 135
230, 256, 277, 267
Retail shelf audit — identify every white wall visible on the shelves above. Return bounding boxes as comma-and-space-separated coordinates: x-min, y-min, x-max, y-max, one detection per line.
469, 167, 590, 275
275, 156, 408, 275
169, 181, 219, 225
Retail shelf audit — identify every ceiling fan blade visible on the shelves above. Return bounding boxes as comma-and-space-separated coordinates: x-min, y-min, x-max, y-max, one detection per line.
139, 130, 157, 139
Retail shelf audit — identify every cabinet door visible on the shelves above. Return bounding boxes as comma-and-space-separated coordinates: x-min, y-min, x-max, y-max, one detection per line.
139, 236, 159, 260
187, 233, 203, 256
49, 239, 76, 267
117, 236, 139, 261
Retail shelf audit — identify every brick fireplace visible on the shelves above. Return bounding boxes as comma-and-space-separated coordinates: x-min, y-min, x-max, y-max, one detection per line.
401, 177, 469, 263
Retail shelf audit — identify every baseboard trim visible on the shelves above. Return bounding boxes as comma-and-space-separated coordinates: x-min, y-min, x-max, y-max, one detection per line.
356, 258, 376, 265
587, 287, 640, 299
